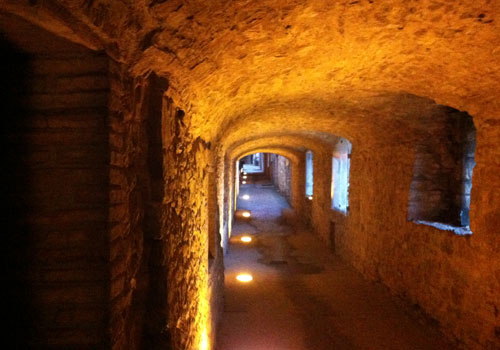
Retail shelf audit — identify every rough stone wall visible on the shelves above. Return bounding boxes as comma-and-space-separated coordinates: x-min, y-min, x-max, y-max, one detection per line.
292, 158, 306, 218
216, 153, 229, 254
141, 73, 171, 350
310, 149, 338, 247
227, 157, 237, 244
308, 109, 500, 349
207, 159, 225, 349
1, 25, 110, 349
108, 66, 172, 350
207, 165, 225, 349
217, 151, 236, 256
271, 154, 292, 203
162, 98, 221, 350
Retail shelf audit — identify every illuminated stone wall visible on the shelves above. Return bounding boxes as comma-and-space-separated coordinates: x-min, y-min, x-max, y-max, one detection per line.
162, 99, 223, 350
221, 102, 499, 349
270, 154, 292, 203
1, 1, 499, 349
307, 108, 499, 349
109, 77, 224, 350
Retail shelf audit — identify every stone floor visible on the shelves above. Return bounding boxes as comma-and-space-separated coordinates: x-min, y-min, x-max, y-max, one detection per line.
216, 183, 453, 350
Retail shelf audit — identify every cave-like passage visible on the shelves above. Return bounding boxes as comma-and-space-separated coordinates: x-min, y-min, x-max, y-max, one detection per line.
217, 181, 453, 350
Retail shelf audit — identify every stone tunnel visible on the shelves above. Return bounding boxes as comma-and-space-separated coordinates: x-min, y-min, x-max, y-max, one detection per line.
0, 1, 499, 349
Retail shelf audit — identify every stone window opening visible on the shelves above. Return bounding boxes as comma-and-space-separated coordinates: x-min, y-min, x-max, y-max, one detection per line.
331, 152, 351, 214
305, 150, 313, 198
407, 109, 476, 235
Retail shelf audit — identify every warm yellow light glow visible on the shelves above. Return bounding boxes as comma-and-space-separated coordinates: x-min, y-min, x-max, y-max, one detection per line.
242, 175, 248, 179
242, 211, 251, 218
242, 194, 250, 200
242, 181, 247, 184
236, 273, 253, 282
308, 196, 313, 200
243, 172, 247, 175
200, 326, 209, 350
241, 236, 252, 243
197, 270, 210, 350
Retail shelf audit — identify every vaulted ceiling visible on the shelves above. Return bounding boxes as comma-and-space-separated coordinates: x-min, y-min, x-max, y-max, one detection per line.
6, 0, 498, 144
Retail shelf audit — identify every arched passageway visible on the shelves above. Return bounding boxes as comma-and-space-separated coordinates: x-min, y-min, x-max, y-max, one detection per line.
218, 158, 451, 349
1, 2, 499, 350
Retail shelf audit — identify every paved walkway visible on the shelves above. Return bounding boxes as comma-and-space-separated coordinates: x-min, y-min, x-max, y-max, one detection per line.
217, 183, 452, 350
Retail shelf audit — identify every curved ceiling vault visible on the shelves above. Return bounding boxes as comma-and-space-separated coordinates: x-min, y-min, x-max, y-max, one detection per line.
228, 133, 343, 163
12, 1, 498, 143
237, 148, 301, 165
125, 0, 500, 143
219, 93, 457, 159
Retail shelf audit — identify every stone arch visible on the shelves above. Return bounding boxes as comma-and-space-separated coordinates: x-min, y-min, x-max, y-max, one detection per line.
236, 148, 301, 165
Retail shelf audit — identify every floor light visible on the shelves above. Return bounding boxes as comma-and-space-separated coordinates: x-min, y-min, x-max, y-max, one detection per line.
236, 273, 253, 282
